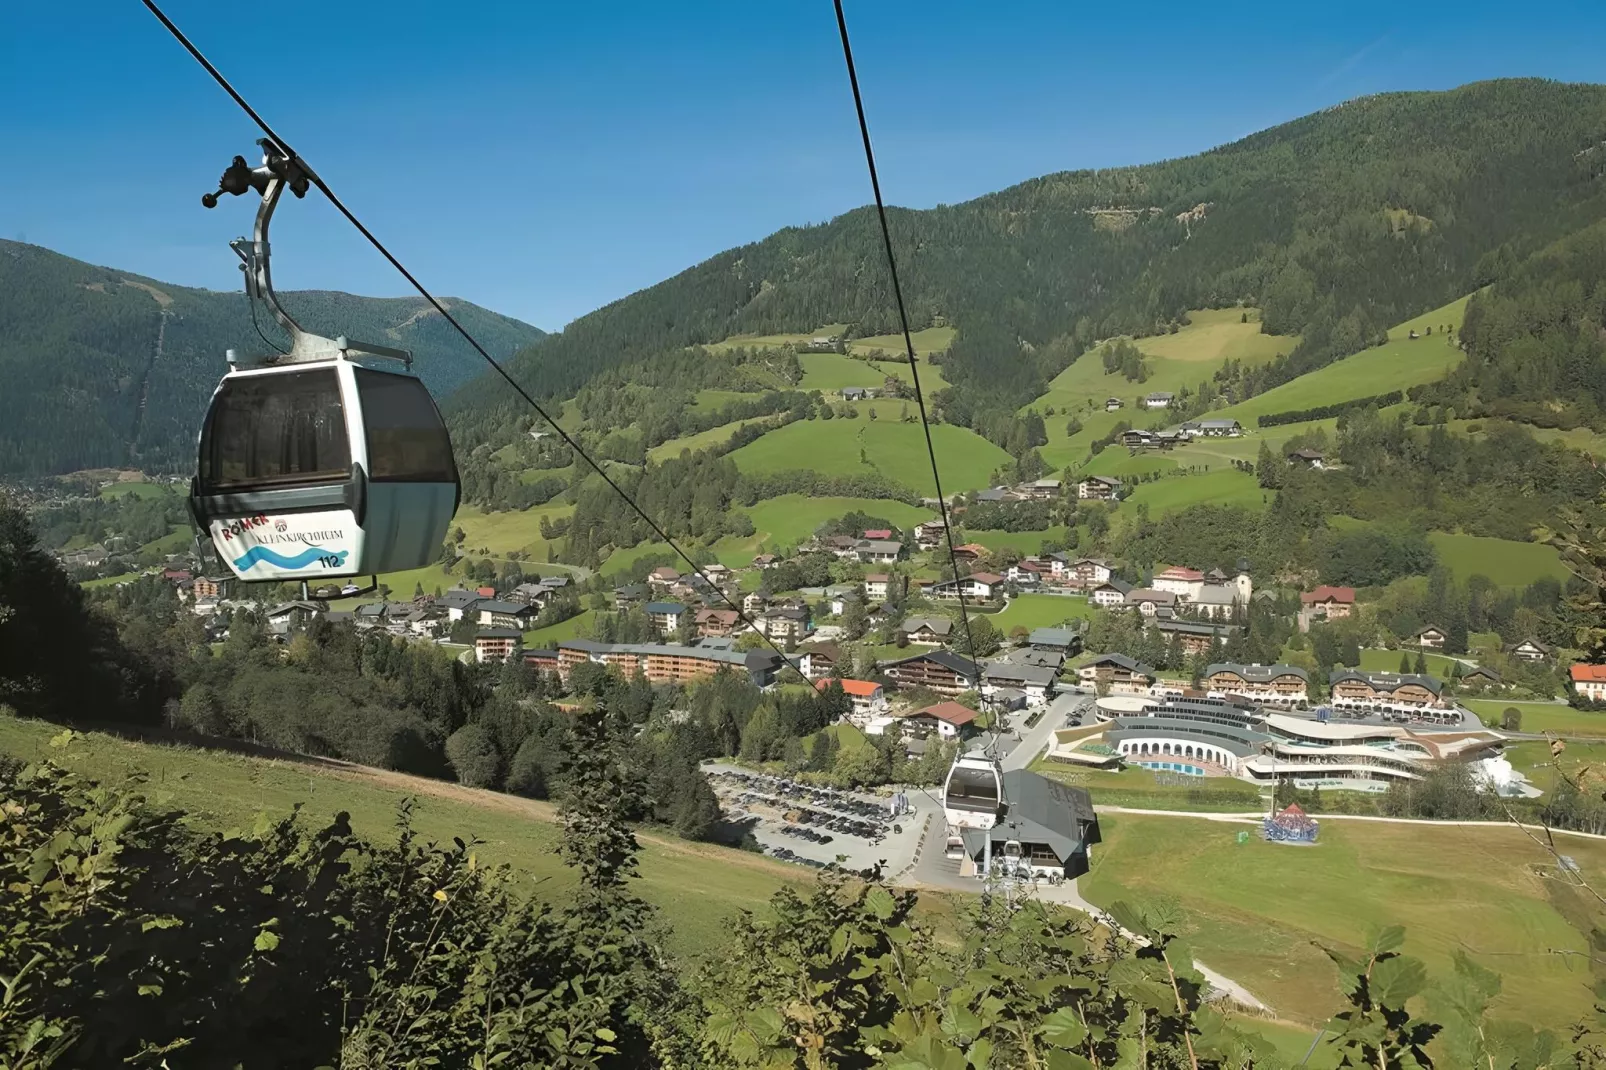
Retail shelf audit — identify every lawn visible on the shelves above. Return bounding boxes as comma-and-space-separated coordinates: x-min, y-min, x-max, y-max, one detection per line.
1123, 468, 1271, 515
522, 609, 599, 648
1213, 294, 1470, 425
1082, 810, 1606, 1030
1078, 450, 1180, 480
1032, 761, 1266, 812
727, 411, 1009, 496
1464, 699, 1606, 737
1427, 532, 1569, 587
647, 417, 770, 461
986, 593, 1094, 632
0, 713, 798, 959
1356, 648, 1464, 677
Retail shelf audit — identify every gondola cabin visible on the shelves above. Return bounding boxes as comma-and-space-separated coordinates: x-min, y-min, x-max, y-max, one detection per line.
942, 752, 1004, 858
187, 144, 461, 585
192, 355, 458, 583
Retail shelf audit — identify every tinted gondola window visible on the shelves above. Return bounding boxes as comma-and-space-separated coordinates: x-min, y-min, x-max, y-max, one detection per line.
200, 369, 350, 490
354, 369, 457, 482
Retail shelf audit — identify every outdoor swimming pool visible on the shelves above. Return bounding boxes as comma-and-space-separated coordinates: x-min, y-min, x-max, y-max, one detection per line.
1136, 760, 1205, 777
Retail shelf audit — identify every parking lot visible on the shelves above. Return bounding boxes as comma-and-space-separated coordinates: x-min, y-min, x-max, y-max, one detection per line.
706, 766, 928, 875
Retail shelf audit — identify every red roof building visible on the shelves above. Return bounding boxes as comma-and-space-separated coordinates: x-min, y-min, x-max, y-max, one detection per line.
898, 701, 979, 740
1301, 585, 1356, 606
476, 586, 497, 598
1572, 663, 1606, 702
863, 529, 893, 540
1157, 566, 1204, 581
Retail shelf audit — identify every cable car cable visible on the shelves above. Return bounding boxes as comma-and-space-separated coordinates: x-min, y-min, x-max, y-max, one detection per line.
832, 0, 993, 741
141, 0, 804, 671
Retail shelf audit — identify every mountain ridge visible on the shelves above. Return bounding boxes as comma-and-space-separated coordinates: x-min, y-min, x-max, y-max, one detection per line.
0, 239, 544, 476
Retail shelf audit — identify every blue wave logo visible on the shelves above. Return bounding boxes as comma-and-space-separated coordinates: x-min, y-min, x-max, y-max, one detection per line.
231, 545, 348, 572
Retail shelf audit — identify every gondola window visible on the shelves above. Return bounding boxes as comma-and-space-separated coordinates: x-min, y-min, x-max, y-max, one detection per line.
354, 368, 456, 482
200, 369, 350, 490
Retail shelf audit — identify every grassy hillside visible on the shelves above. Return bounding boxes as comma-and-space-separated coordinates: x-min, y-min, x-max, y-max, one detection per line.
727, 411, 1009, 495
741, 495, 932, 556
0, 714, 791, 958
1084, 811, 1606, 1030
1427, 531, 1570, 586
1123, 467, 1270, 515
986, 594, 1095, 631
0, 239, 543, 477
1031, 308, 1300, 469
1212, 294, 1472, 425
647, 417, 772, 461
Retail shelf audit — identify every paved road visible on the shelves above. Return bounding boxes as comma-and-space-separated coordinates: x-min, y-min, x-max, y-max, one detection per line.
999, 690, 1091, 772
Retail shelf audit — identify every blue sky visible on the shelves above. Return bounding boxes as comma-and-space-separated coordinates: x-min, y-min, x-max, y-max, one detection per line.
5, 1, 1606, 329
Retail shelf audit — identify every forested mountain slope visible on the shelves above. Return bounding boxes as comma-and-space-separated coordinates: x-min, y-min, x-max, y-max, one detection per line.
0, 240, 543, 476
449, 79, 1606, 453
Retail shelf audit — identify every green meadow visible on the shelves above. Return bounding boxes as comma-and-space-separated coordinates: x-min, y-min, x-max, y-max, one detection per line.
1123, 468, 1270, 515
742, 495, 931, 555
727, 411, 1009, 495
0, 714, 795, 959
1464, 699, 1606, 737
985, 593, 1095, 632
1356, 648, 1464, 677
1084, 810, 1606, 1030
647, 417, 771, 461
1426, 532, 1569, 586
1212, 294, 1470, 426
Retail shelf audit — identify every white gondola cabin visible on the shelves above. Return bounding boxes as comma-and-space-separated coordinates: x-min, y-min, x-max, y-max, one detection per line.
187, 144, 459, 584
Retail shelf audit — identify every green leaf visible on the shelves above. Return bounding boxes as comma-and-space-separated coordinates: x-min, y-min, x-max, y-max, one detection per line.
1371, 924, 1406, 955
1103, 900, 1151, 941
1039, 1007, 1088, 1048
594, 1027, 616, 1043
1370, 954, 1427, 1006
253, 930, 280, 952
865, 885, 897, 921
967, 1036, 993, 1069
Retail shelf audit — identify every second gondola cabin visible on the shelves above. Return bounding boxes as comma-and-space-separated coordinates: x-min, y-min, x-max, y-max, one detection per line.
193, 355, 458, 582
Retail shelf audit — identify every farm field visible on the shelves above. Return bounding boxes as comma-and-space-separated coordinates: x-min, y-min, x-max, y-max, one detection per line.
1427, 531, 1568, 586
1465, 699, 1606, 737
741, 494, 930, 557
1212, 294, 1471, 426
727, 411, 1008, 495
452, 502, 575, 560
1133, 307, 1293, 364
1123, 468, 1270, 515
848, 326, 955, 358
647, 417, 770, 461
1078, 449, 1180, 480
600, 540, 675, 578
1082, 810, 1606, 1030
796, 352, 951, 394
139, 524, 192, 556
99, 480, 175, 500
0, 714, 796, 959
81, 571, 143, 589
986, 593, 1094, 632
1356, 648, 1464, 677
